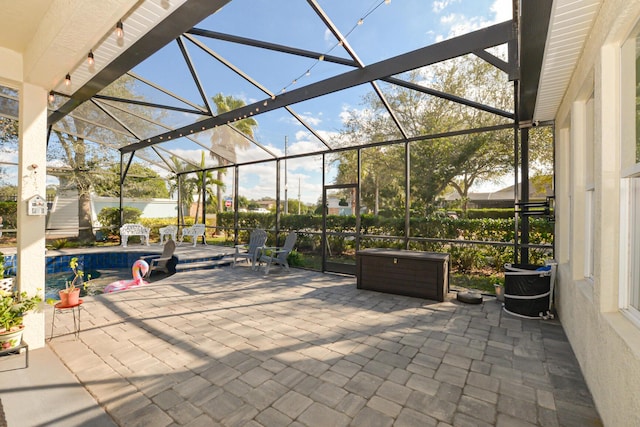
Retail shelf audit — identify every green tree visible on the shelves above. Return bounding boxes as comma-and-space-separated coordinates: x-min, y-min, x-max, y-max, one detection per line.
47, 75, 158, 241
188, 151, 223, 223
336, 56, 527, 215
0, 117, 17, 143
210, 94, 257, 212
93, 163, 169, 198
167, 156, 196, 224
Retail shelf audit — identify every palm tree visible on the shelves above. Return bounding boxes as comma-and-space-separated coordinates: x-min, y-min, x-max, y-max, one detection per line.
188, 151, 223, 223
167, 155, 197, 224
210, 94, 258, 212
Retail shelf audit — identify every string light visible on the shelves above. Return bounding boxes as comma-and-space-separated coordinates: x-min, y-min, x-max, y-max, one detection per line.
64, 74, 71, 87
115, 20, 124, 40
273, 0, 390, 96
48, 91, 55, 103
87, 50, 95, 66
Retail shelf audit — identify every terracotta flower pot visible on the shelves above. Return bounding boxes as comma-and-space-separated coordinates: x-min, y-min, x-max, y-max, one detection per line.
0, 325, 24, 350
59, 288, 81, 306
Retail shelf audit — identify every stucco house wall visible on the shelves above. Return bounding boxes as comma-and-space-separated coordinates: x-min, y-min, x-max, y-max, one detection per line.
554, 1, 640, 426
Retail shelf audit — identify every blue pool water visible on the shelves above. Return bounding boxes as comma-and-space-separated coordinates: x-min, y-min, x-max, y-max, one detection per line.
44, 268, 130, 300
2, 250, 157, 301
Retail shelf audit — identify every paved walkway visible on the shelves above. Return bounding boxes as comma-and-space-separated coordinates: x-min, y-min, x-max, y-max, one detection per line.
11, 266, 602, 426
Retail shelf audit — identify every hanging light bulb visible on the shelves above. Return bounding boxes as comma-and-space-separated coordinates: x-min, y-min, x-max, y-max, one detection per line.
305, 70, 311, 76
87, 50, 95, 66
64, 74, 71, 87
115, 20, 124, 40
319, 55, 325, 61
48, 91, 55, 103
357, 18, 364, 25
385, 0, 391, 4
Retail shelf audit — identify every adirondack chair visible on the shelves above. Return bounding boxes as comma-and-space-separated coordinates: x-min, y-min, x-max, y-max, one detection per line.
257, 231, 297, 274
233, 229, 268, 269
179, 224, 207, 247
142, 239, 177, 277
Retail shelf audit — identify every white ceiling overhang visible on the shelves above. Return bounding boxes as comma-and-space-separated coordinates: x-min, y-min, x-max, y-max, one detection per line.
533, 0, 602, 122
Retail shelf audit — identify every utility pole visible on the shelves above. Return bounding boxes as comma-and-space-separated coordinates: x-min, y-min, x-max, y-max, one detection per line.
284, 135, 288, 215
298, 176, 301, 214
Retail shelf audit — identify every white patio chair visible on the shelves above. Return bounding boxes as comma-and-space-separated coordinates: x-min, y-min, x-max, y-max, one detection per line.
179, 224, 207, 247
158, 225, 177, 245
233, 229, 268, 269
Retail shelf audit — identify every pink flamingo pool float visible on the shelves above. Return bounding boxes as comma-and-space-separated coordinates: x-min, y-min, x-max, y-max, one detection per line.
104, 259, 149, 293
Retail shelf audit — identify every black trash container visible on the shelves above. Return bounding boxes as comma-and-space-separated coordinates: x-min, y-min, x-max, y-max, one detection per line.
503, 263, 555, 319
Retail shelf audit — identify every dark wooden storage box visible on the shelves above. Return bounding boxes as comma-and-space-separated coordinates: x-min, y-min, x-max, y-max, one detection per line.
356, 249, 450, 301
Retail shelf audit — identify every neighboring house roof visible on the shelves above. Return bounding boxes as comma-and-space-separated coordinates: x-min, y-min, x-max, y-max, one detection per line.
444, 181, 553, 201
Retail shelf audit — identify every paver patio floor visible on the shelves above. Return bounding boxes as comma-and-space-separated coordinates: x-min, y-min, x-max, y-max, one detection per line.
44, 266, 601, 426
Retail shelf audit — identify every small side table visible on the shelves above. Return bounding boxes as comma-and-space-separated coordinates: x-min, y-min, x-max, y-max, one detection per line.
50, 299, 83, 341
0, 341, 28, 369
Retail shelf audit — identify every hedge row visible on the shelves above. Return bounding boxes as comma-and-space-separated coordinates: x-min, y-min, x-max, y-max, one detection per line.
217, 212, 553, 245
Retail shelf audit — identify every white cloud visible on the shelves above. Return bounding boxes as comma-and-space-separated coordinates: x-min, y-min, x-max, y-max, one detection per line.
440, 13, 458, 24
298, 113, 322, 127
434, 0, 512, 41
491, 0, 512, 22
280, 111, 323, 127
169, 149, 218, 168
432, 0, 461, 13
324, 28, 333, 43
288, 139, 324, 156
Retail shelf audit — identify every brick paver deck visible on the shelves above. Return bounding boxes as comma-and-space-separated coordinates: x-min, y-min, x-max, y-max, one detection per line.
46, 266, 602, 426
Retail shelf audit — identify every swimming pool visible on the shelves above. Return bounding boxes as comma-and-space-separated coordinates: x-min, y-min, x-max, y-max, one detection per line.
3, 250, 159, 300
44, 268, 131, 300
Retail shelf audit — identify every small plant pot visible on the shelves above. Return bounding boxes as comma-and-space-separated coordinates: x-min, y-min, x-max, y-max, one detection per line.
494, 284, 505, 302
59, 288, 81, 306
0, 325, 24, 350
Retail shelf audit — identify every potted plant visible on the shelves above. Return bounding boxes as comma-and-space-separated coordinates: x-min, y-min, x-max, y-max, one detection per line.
59, 257, 83, 306
0, 289, 42, 350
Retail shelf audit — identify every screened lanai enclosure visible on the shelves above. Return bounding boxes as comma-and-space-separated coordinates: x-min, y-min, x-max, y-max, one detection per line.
0, 0, 554, 283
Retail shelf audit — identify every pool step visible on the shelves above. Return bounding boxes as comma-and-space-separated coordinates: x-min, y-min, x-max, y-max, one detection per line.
176, 258, 232, 273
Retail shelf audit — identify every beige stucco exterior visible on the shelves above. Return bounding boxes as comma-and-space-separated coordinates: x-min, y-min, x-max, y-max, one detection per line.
0, 0, 138, 349
554, 1, 640, 426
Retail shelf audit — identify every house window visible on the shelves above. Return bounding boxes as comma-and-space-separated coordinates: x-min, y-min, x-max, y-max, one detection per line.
584, 96, 595, 280
620, 23, 640, 321
630, 178, 640, 312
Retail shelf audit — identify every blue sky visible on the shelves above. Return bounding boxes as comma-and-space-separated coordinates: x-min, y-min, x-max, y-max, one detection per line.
167, 0, 511, 205
7, 0, 513, 205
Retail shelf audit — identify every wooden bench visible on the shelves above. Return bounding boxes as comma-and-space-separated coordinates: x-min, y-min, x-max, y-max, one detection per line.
120, 223, 150, 247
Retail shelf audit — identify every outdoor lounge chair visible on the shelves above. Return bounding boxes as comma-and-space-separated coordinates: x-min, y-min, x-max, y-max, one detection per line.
179, 224, 207, 247
257, 231, 297, 274
158, 225, 177, 245
143, 239, 177, 277
233, 229, 268, 269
